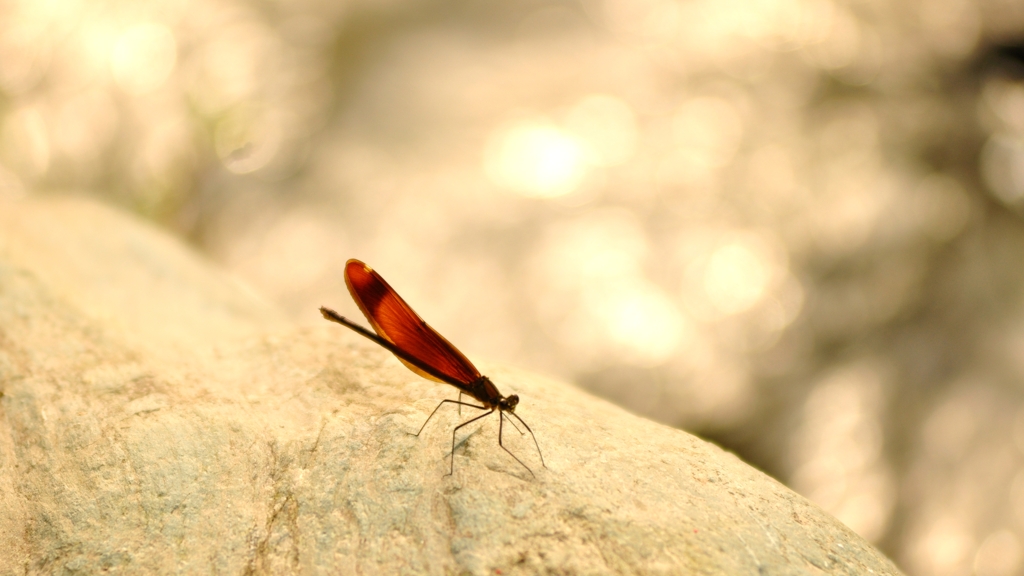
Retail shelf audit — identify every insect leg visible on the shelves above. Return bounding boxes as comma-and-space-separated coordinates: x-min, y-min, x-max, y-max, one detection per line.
504, 414, 525, 435
414, 399, 485, 437
448, 408, 495, 476
507, 411, 546, 469
498, 411, 535, 478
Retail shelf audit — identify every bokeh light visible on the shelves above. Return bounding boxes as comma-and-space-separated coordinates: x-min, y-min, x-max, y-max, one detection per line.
484, 120, 588, 198
526, 208, 687, 366
703, 240, 775, 315
975, 530, 1023, 576
565, 94, 638, 167
5, 0, 1024, 573
110, 23, 177, 95
790, 362, 894, 542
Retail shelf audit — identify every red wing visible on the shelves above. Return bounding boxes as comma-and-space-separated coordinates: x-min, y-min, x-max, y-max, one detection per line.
344, 259, 481, 386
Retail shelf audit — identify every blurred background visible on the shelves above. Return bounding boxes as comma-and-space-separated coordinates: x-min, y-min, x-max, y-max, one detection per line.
2, 0, 1024, 573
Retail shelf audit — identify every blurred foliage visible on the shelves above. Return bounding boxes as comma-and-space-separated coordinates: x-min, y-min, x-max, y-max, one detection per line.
4, 0, 1024, 573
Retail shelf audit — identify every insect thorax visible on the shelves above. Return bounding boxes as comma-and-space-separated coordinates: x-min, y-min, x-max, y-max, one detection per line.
467, 376, 503, 408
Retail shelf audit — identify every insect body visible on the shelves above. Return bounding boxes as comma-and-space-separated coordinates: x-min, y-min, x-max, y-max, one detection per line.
320, 259, 545, 477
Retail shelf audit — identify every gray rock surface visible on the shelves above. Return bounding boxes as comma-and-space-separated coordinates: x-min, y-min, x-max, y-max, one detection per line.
0, 197, 903, 575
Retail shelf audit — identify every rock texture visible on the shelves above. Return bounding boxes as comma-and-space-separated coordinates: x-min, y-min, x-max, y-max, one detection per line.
0, 197, 903, 575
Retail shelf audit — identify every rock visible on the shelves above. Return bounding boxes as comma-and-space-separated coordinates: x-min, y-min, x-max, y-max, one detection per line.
0, 196, 903, 574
